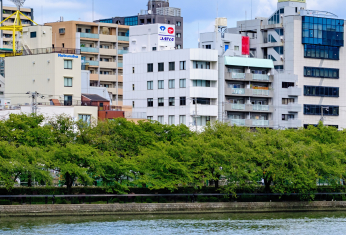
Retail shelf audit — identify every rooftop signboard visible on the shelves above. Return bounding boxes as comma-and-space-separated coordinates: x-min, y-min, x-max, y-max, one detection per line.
158, 25, 175, 47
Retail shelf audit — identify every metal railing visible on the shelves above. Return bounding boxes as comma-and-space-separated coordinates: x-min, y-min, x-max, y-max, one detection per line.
1, 192, 343, 205
19, 47, 81, 56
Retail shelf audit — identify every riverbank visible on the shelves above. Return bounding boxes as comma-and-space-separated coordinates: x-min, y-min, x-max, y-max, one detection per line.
1, 201, 346, 217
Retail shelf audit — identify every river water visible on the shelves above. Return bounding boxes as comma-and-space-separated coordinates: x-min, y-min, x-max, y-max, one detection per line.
0, 212, 346, 234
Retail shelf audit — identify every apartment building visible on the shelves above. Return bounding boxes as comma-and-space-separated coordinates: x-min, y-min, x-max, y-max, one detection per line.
0, 5, 34, 49
96, 0, 184, 49
124, 24, 218, 129
225, 0, 344, 129
45, 20, 130, 105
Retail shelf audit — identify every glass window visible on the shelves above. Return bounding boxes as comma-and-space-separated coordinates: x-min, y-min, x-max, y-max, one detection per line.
169, 97, 175, 106
169, 79, 175, 89
179, 115, 186, 125
147, 81, 153, 90
158, 62, 164, 72
158, 80, 164, 89
168, 115, 175, 125
180, 61, 186, 70
79, 114, 91, 126
304, 85, 339, 97
147, 63, 153, 72
169, 62, 175, 71
192, 80, 211, 87
282, 82, 294, 88
59, 28, 65, 34
147, 116, 153, 120
64, 95, 72, 106
180, 97, 186, 106
304, 104, 339, 116
64, 77, 72, 87
147, 98, 153, 107
180, 79, 186, 88
30, 32, 37, 38
158, 98, 164, 106
64, 60, 72, 69
176, 21, 181, 26
158, 116, 164, 124
304, 67, 339, 78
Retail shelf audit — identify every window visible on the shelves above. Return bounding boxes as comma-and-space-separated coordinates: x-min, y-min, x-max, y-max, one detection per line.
169, 62, 175, 71
206, 45, 211, 49
193, 80, 211, 87
193, 61, 211, 69
79, 114, 91, 125
177, 45, 181, 49
59, 28, 65, 34
282, 98, 295, 105
132, 101, 135, 108
147, 116, 153, 120
234, 46, 239, 51
85, 29, 91, 33
179, 115, 186, 125
158, 116, 164, 124
152, 47, 157, 51
169, 79, 175, 89
169, 97, 175, 106
147, 63, 153, 72
180, 61, 186, 70
282, 82, 294, 88
282, 114, 295, 121
64, 60, 72, 69
180, 79, 186, 88
168, 21, 171, 24
180, 97, 186, 106
302, 16, 344, 47
275, 28, 284, 36
64, 78, 72, 87
176, 21, 181, 26
176, 33, 181, 38
304, 67, 339, 79
158, 98, 164, 107
77, 28, 82, 33
147, 98, 153, 107
62, 43, 65, 48
124, 16, 138, 26
304, 105, 339, 116
30, 32, 36, 38
193, 98, 211, 105
132, 84, 135, 91
147, 81, 153, 90
158, 63, 164, 72
132, 67, 135, 73
274, 46, 284, 55
304, 44, 340, 60
304, 85, 339, 97
168, 115, 175, 125
158, 80, 164, 89
64, 95, 72, 106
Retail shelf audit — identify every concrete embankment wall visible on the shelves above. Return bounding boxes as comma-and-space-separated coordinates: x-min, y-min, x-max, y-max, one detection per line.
1, 201, 346, 217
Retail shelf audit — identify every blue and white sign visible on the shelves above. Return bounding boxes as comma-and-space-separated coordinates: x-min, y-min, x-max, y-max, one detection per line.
58, 54, 79, 59
158, 24, 175, 47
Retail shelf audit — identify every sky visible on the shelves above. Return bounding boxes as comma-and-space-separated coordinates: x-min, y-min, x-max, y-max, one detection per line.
3, 0, 345, 48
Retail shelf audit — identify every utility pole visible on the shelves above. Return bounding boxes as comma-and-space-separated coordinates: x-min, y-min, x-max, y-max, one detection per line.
27, 91, 44, 115
195, 97, 198, 132
320, 106, 329, 124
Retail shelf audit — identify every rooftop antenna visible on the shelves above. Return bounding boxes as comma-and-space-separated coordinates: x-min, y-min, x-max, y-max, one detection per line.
9, 0, 25, 10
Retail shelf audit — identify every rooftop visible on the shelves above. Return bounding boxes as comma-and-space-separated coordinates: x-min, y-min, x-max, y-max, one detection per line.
82, 94, 109, 102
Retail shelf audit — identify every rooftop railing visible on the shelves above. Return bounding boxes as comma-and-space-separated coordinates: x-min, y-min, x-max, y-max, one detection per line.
18, 47, 81, 56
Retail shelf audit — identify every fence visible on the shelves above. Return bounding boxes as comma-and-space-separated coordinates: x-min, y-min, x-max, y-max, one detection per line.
0, 193, 345, 205
21, 47, 81, 56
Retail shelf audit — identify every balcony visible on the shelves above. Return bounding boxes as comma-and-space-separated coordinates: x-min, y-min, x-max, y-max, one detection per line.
225, 88, 273, 97
90, 74, 98, 81
100, 75, 117, 82
282, 119, 302, 128
81, 47, 99, 53
118, 75, 123, 82
228, 119, 273, 127
191, 69, 218, 81
99, 34, 118, 43
286, 103, 302, 113
83, 60, 99, 66
100, 61, 117, 69
107, 87, 123, 95
100, 48, 117, 56
118, 36, 129, 41
80, 33, 99, 39
225, 72, 273, 83
118, 62, 123, 68
252, 120, 270, 126
118, 50, 128, 55
225, 104, 274, 112
190, 105, 218, 116
287, 87, 302, 96
229, 119, 246, 126
190, 87, 218, 99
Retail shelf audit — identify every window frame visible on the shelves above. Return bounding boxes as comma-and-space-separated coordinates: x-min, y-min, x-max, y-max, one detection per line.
64, 60, 72, 69
169, 62, 175, 71
64, 77, 73, 87
158, 97, 164, 107
169, 97, 175, 106
169, 79, 175, 89
147, 81, 153, 90
147, 98, 153, 107
158, 62, 164, 72
179, 79, 186, 88
180, 61, 186, 70
147, 63, 153, 72
158, 80, 164, 89
180, 97, 186, 106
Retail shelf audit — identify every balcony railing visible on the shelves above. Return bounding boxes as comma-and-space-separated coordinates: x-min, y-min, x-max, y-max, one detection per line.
81, 47, 99, 53
231, 88, 245, 95
252, 89, 269, 96
118, 62, 123, 67
231, 104, 246, 110
80, 33, 99, 39
18, 47, 81, 56
118, 36, 129, 41
232, 73, 245, 79
252, 104, 269, 111
252, 120, 269, 126
83, 60, 99, 66
118, 50, 128, 55
230, 119, 246, 126
253, 74, 269, 81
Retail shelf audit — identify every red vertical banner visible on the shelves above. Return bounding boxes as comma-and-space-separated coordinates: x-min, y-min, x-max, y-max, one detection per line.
242, 36, 250, 55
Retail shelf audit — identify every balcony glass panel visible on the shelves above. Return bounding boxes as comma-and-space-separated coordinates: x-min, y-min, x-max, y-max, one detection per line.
252, 89, 269, 96
252, 120, 269, 126
232, 88, 245, 95
253, 74, 269, 81
81, 47, 99, 53
118, 50, 128, 54
118, 62, 123, 67
232, 73, 245, 79
118, 36, 129, 41
230, 119, 246, 126
252, 105, 269, 111
231, 104, 246, 110
83, 60, 99, 66
80, 33, 99, 39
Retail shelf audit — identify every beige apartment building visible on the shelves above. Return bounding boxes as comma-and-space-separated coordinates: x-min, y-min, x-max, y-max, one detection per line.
1, 6, 34, 49
45, 21, 130, 105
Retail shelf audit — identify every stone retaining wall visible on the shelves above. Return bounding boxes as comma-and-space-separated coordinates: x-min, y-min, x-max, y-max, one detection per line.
1, 201, 346, 217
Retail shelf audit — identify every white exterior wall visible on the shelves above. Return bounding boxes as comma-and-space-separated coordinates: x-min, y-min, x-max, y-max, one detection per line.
199, 32, 242, 57
81, 70, 110, 102
5, 53, 81, 105
124, 48, 218, 127
22, 25, 53, 50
